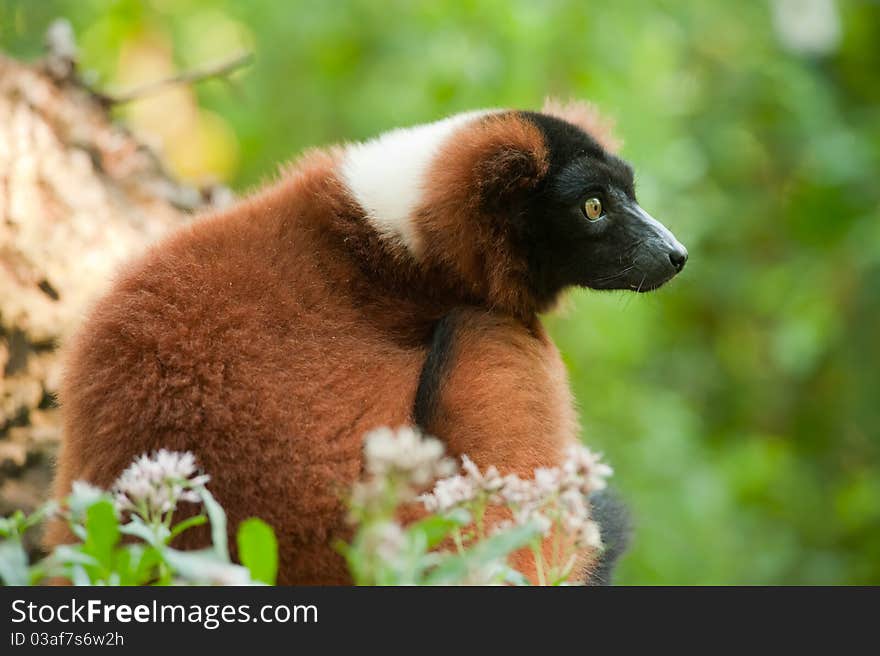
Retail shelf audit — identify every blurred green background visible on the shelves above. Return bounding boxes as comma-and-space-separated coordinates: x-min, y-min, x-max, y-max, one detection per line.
2, 0, 878, 584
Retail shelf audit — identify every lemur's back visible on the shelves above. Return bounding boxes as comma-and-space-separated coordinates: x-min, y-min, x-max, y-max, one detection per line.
47, 154, 426, 584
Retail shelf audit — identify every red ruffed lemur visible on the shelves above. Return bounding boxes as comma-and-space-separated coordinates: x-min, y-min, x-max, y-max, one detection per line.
45, 100, 687, 585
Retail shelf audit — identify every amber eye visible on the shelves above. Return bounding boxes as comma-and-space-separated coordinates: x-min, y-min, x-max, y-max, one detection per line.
583, 197, 604, 221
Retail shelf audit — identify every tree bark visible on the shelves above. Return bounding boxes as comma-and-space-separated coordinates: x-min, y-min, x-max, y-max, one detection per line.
0, 47, 227, 551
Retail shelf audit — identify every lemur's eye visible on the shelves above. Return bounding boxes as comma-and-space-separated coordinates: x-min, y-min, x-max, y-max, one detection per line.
583, 197, 604, 221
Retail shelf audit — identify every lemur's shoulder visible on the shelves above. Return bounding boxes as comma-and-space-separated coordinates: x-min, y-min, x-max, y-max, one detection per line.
415, 308, 577, 474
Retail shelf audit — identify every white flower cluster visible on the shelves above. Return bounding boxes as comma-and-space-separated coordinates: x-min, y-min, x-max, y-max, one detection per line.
512, 475, 601, 550
363, 426, 456, 487
419, 455, 502, 513
420, 444, 612, 550
361, 521, 407, 564
351, 427, 457, 511
112, 449, 210, 519
561, 443, 613, 494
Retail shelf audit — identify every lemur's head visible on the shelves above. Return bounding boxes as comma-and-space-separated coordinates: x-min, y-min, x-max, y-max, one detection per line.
340, 100, 687, 317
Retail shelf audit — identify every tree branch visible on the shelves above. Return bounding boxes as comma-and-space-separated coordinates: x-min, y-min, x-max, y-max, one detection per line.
103, 51, 254, 105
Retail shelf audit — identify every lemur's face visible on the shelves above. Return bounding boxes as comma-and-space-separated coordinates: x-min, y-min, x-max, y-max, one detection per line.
521, 113, 687, 296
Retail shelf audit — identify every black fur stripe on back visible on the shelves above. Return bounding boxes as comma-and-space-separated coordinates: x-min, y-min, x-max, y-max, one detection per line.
413, 311, 461, 431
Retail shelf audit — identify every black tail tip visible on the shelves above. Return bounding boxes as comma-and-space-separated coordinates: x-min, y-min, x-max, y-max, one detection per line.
585, 488, 633, 586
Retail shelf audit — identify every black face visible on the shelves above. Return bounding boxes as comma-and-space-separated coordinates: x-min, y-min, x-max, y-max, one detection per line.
518, 113, 688, 303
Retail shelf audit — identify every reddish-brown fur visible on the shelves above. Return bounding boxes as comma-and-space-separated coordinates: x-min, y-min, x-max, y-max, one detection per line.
416, 308, 592, 579
414, 113, 549, 322
47, 110, 613, 584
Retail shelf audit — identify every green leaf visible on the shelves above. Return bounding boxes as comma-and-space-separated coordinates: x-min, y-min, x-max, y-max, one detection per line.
424, 522, 541, 585
0, 538, 30, 585
0, 518, 12, 538
0, 511, 27, 539
236, 518, 278, 585
198, 487, 229, 561
0, 514, 19, 538
335, 538, 368, 586
170, 514, 207, 540
163, 548, 252, 585
133, 547, 163, 585
22, 502, 58, 532
70, 564, 91, 586
50, 545, 99, 568
408, 515, 461, 549
83, 500, 120, 571
114, 548, 132, 585
120, 516, 160, 545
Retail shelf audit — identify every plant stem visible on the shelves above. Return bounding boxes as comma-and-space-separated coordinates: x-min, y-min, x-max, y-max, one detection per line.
453, 528, 466, 556
531, 542, 548, 586
475, 501, 486, 541
551, 515, 562, 582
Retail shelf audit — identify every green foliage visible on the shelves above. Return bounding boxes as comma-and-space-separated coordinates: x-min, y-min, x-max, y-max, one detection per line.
421, 523, 540, 586
2, 0, 878, 583
82, 500, 121, 580
339, 484, 540, 586
237, 518, 278, 584
0, 475, 278, 586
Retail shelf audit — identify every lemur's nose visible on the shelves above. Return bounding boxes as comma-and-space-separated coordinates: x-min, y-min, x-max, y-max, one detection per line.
668, 247, 688, 272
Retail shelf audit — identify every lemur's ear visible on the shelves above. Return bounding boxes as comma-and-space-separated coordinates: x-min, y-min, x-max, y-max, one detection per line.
474, 114, 549, 209
542, 97, 621, 153
426, 113, 549, 214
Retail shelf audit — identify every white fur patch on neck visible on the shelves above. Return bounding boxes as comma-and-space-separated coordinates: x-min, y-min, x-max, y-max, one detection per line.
340, 110, 495, 255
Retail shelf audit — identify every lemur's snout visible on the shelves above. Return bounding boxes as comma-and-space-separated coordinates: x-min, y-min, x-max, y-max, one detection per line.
668, 244, 688, 272
616, 203, 688, 291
